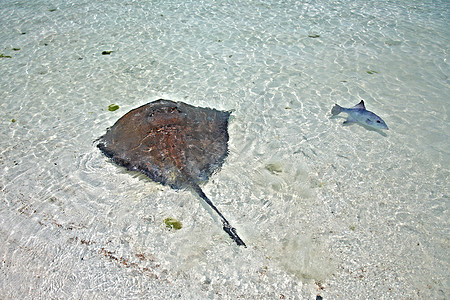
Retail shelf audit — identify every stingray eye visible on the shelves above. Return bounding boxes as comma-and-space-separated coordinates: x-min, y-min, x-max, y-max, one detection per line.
376, 120, 381, 123
148, 109, 159, 117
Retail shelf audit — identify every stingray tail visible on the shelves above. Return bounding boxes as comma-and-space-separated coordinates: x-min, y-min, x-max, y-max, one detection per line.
191, 183, 246, 247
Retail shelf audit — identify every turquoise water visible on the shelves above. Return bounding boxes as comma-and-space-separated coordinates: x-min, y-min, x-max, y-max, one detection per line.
0, 0, 448, 299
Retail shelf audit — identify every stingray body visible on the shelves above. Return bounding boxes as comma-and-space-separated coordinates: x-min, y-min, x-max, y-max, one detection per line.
97, 99, 245, 246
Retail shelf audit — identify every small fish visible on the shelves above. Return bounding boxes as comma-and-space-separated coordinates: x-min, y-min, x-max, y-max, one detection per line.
331, 100, 388, 130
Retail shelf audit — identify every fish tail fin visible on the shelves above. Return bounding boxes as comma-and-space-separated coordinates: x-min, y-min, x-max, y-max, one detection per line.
191, 182, 246, 247
331, 104, 342, 115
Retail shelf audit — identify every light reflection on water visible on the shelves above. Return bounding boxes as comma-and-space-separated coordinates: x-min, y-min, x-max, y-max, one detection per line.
0, 0, 448, 299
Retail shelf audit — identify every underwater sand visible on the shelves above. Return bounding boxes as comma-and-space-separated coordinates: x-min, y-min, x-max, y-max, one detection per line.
0, 0, 448, 299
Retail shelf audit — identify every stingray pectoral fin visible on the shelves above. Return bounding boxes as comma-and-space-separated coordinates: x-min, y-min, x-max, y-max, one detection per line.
190, 182, 246, 247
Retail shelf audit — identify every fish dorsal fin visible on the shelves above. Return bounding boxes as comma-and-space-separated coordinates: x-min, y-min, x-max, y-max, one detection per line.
353, 100, 365, 110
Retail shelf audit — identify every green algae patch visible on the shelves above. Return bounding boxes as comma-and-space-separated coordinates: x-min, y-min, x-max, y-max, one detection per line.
366, 70, 378, 74
108, 104, 120, 111
265, 163, 283, 174
385, 40, 401, 46
11, 118, 16, 123
164, 218, 182, 230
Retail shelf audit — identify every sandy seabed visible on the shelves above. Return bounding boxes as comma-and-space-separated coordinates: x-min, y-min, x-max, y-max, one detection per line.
0, 0, 448, 299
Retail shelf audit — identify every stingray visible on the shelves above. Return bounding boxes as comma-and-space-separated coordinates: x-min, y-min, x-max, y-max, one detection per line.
97, 99, 245, 247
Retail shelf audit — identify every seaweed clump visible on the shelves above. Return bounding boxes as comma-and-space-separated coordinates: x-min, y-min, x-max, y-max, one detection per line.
164, 218, 182, 230
108, 104, 119, 111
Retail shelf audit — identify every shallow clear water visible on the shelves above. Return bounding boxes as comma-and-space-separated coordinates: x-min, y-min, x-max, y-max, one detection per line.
0, 0, 448, 299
